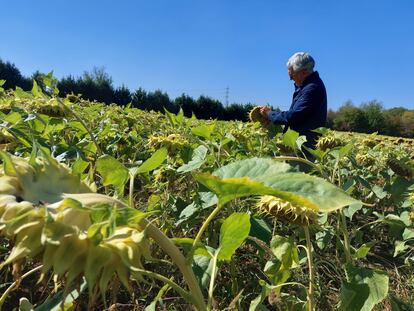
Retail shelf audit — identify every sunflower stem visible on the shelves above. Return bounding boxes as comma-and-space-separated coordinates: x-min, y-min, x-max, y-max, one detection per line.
189, 203, 224, 263
207, 250, 220, 310
130, 267, 196, 308
339, 210, 352, 265
129, 172, 136, 208
0, 265, 43, 310
304, 226, 315, 311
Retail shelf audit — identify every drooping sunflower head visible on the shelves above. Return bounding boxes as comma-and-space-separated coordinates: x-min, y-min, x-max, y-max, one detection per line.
316, 135, 344, 151
362, 138, 377, 148
0, 152, 151, 303
0, 152, 91, 205
248, 106, 268, 125
356, 153, 376, 167
148, 133, 189, 154
386, 157, 414, 179
256, 195, 318, 226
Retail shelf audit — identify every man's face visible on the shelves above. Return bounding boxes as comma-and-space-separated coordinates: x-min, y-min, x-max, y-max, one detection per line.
288, 66, 307, 86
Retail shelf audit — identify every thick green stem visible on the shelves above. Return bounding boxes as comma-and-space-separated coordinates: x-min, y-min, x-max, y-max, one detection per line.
339, 210, 352, 265
130, 268, 195, 306
129, 172, 135, 208
191, 203, 224, 256
140, 219, 207, 310
229, 259, 238, 299
0, 265, 43, 310
207, 251, 219, 310
304, 226, 315, 311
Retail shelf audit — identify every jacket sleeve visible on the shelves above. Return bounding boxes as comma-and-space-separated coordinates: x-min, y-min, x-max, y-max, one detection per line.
267, 84, 321, 125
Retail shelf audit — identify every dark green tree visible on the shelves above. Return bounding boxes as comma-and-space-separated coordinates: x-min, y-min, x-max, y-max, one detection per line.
79, 67, 115, 104
194, 95, 224, 120
174, 93, 196, 117
333, 101, 368, 132
113, 85, 132, 106
0, 59, 31, 90
146, 90, 176, 113
223, 103, 253, 121
360, 100, 386, 133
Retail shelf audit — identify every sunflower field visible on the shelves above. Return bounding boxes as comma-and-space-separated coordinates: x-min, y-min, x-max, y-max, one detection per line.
0, 78, 413, 310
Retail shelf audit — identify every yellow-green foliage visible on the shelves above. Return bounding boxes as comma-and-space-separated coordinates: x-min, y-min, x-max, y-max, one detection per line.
148, 133, 190, 154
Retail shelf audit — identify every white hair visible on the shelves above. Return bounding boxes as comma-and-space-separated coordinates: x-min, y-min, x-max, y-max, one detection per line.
287, 52, 315, 73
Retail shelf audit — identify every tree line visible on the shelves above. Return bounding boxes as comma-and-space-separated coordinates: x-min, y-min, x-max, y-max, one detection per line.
1, 58, 413, 137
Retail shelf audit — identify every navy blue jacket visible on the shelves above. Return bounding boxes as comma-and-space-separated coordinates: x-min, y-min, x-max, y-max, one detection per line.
268, 71, 327, 147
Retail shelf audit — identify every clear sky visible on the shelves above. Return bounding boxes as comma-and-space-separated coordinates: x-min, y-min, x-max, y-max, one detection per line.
1, 0, 413, 110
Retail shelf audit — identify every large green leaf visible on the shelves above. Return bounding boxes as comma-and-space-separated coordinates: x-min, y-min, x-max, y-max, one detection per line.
249, 217, 272, 244
191, 123, 215, 140
192, 254, 215, 289
164, 107, 184, 127
213, 157, 293, 179
282, 128, 300, 150
194, 158, 359, 212
96, 155, 129, 195
218, 213, 251, 261
270, 235, 299, 268
0, 150, 18, 176
137, 147, 168, 174
177, 145, 208, 173
339, 265, 389, 311
256, 173, 360, 212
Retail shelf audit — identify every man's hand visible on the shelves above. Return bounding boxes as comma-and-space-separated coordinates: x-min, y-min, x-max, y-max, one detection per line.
260, 106, 272, 117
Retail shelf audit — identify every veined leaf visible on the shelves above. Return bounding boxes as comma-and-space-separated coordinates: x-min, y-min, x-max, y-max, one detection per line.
353, 242, 375, 259
137, 147, 168, 174
0, 150, 18, 176
213, 157, 293, 179
31, 80, 43, 98
191, 123, 215, 140
339, 264, 389, 311
194, 158, 359, 212
270, 235, 299, 268
164, 107, 184, 127
282, 128, 299, 150
177, 145, 208, 173
218, 213, 251, 261
96, 155, 129, 196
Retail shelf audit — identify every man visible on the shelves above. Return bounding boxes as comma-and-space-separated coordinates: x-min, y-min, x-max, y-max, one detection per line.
260, 52, 327, 149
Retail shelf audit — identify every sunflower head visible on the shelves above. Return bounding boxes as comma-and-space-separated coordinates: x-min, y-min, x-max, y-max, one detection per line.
256, 195, 317, 226
386, 157, 414, 179
356, 153, 376, 166
0, 153, 151, 304
148, 134, 189, 154
316, 135, 344, 151
0, 152, 91, 205
249, 106, 268, 125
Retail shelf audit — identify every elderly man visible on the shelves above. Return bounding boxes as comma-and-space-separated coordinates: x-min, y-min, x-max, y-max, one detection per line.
261, 52, 327, 148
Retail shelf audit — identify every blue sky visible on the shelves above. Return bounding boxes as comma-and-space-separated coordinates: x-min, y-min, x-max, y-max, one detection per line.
1, 0, 413, 110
